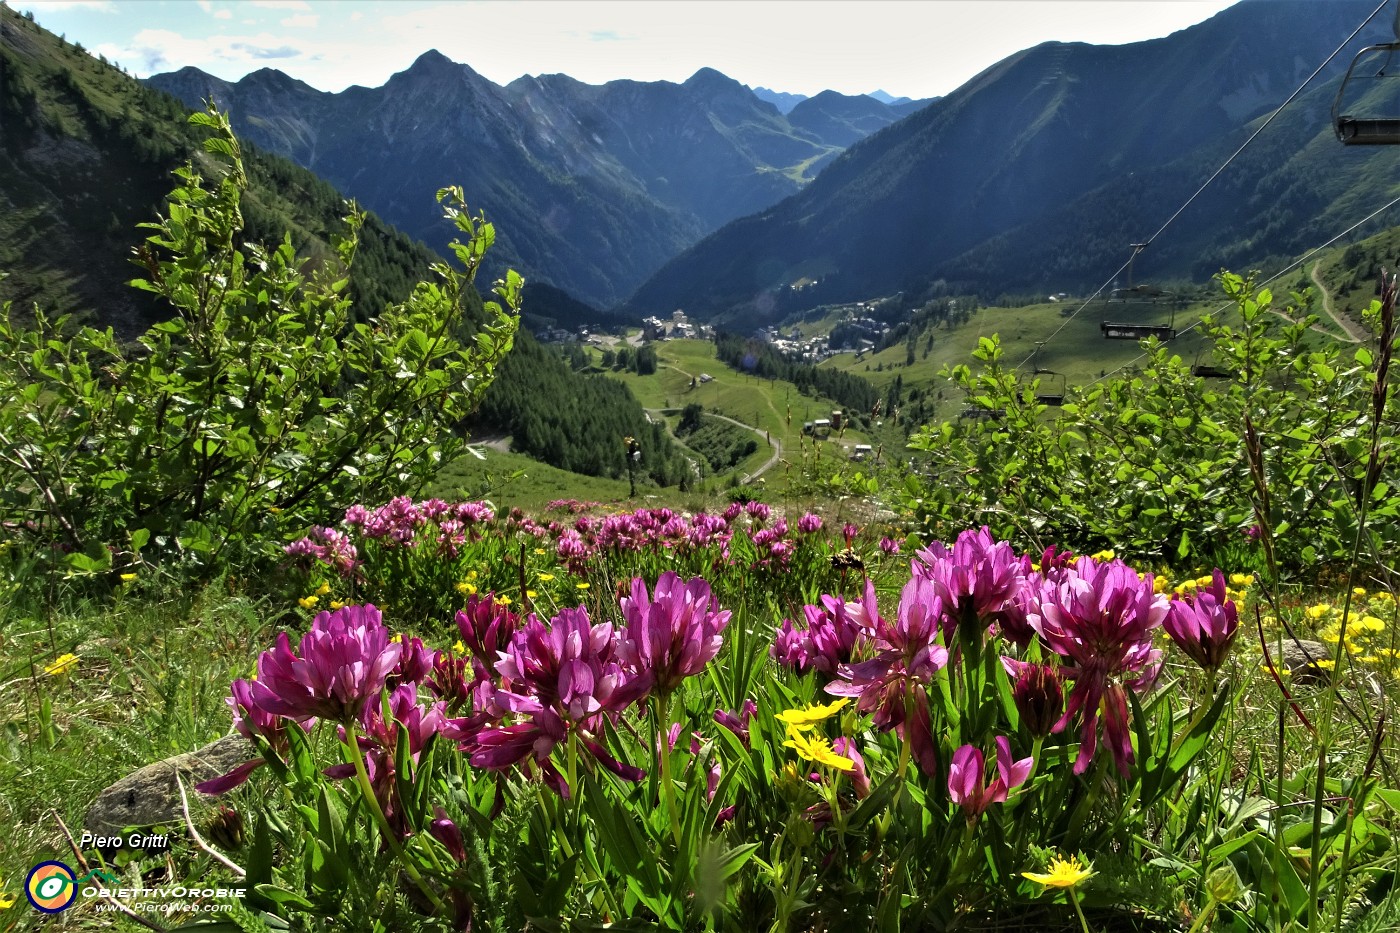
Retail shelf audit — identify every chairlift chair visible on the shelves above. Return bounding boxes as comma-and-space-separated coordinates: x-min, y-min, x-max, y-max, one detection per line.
1334, 5, 1400, 145
1101, 243, 1176, 339
1191, 349, 1234, 379
1033, 371, 1067, 406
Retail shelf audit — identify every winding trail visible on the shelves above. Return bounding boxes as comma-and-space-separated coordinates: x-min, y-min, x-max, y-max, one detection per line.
1310, 260, 1365, 343
645, 408, 782, 483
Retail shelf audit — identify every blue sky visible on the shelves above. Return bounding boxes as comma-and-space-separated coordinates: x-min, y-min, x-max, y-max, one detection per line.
13, 0, 1241, 99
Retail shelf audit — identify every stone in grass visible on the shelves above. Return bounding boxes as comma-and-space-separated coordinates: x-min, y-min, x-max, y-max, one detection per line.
83, 734, 252, 842
1278, 638, 1334, 684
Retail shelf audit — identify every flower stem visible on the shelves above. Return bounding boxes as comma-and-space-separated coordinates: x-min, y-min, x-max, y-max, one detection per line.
654, 693, 683, 844
344, 721, 448, 915
1068, 886, 1093, 933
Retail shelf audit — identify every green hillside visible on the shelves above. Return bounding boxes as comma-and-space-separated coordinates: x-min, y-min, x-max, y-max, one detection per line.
0, 4, 685, 490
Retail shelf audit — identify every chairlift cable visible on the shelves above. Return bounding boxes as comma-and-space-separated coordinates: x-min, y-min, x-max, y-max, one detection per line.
1014, 0, 1390, 374
1080, 188, 1400, 390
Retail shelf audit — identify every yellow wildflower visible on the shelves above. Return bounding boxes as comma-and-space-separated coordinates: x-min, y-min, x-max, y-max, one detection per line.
1316, 659, 1337, 671
496, 595, 512, 607
44, 653, 78, 677
1153, 576, 1170, 594
534, 548, 546, 556
1023, 855, 1095, 889
1354, 587, 1368, 597
538, 573, 555, 582
783, 728, 854, 772
1361, 616, 1386, 632
120, 572, 138, 583
268, 506, 282, 514
467, 570, 478, 581
526, 589, 538, 599
1306, 603, 1331, 619
1373, 592, 1394, 603
330, 600, 345, 610
390, 633, 403, 644
457, 582, 477, 596
1360, 655, 1380, 664
0, 876, 13, 909
1230, 573, 1255, 587
576, 582, 590, 591
1091, 549, 1115, 561
776, 698, 849, 731
453, 640, 466, 654
315, 582, 331, 597
297, 595, 318, 609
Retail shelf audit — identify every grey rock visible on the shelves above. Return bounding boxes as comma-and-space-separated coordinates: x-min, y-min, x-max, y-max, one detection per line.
1278, 638, 1334, 684
84, 734, 252, 837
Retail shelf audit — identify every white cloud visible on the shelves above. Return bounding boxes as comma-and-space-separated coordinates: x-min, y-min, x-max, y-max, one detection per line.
214, 9, 232, 19
281, 13, 318, 29
196, 0, 213, 12
99, 28, 306, 77
248, 0, 310, 10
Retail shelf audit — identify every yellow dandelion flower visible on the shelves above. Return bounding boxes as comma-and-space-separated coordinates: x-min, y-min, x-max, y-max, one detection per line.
783, 728, 854, 772
1306, 603, 1331, 619
538, 573, 555, 582
315, 582, 331, 597
330, 600, 345, 610
120, 572, 138, 583
1023, 855, 1095, 889
453, 640, 466, 654
1354, 587, 1368, 597
576, 582, 590, 591
776, 698, 849, 731
44, 653, 78, 677
526, 589, 538, 599
1361, 616, 1386, 632
297, 595, 318, 609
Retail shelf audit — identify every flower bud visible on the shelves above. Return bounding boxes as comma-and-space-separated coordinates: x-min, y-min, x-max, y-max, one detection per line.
1010, 662, 1064, 738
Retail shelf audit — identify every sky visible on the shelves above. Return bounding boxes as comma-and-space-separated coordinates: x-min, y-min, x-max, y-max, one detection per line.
11, 0, 1243, 100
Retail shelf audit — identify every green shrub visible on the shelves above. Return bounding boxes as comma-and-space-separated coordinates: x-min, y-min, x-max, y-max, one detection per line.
0, 108, 519, 581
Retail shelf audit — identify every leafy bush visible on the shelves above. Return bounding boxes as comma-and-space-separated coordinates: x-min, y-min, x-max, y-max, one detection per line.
0, 108, 519, 579
904, 272, 1398, 577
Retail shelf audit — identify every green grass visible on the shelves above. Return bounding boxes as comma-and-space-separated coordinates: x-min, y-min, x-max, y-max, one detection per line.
0, 583, 278, 918
427, 446, 637, 511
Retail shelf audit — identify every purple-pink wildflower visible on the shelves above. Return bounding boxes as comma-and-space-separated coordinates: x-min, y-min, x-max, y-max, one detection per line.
618, 572, 731, 694
826, 576, 948, 775
1029, 557, 1167, 776
947, 736, 1033, 821
247, 603, 401, 722
1163, 569, 1239, 673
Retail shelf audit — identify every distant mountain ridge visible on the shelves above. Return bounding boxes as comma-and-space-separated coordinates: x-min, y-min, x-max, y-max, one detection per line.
623, 0, 1400, 322
147, 57, 922, 308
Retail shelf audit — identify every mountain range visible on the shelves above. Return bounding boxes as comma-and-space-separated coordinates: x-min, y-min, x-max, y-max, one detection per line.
146, 58, 926, 309
0, 5, 690, 487
625, 0, 1400, 321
